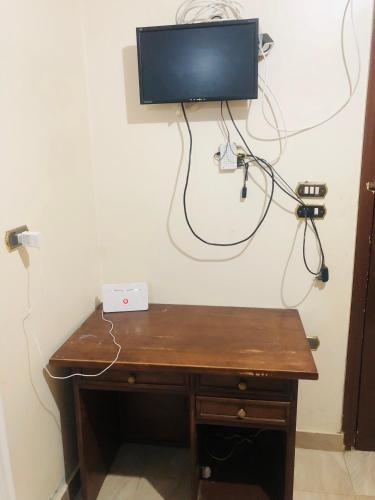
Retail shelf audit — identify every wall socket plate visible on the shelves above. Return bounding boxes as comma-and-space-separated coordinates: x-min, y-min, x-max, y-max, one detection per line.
297, 183, 327, 199
296, 205, 326, 220
5, 225, 28, 252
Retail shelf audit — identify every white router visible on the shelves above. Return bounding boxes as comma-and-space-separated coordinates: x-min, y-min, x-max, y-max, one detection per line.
102, 282, 148, 313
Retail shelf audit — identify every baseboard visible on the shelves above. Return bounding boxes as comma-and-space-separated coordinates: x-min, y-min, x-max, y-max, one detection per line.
296, 431, 344, 451
57, 466, 80, 500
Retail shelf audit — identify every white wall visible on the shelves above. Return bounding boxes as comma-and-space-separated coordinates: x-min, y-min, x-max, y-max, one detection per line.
0, 394, 16, 500
80, 0, 374, 434
0, 1, 99, 499
1, 3, 373, 497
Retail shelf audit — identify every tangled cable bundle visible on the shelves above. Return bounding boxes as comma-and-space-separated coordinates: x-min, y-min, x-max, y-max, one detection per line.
176, 0, 243, 24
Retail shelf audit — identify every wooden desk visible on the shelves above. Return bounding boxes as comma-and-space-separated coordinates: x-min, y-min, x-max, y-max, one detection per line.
50, 304, 318, 500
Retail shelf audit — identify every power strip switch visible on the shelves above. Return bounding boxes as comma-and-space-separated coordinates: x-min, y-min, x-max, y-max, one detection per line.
218, 143, 238, 171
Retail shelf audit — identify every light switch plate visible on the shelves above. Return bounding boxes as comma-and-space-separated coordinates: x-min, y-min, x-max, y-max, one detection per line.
102, 282, 148, 313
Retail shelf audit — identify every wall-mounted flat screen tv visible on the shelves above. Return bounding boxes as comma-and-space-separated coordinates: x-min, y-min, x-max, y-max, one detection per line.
136, 19, 259, 104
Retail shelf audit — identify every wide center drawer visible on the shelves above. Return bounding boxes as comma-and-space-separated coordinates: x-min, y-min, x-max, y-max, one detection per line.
196, 396, 290, 427
78, 368, 186, 389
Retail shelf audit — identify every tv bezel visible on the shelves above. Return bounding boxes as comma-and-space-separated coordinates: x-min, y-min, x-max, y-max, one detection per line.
136, 19, 259, 105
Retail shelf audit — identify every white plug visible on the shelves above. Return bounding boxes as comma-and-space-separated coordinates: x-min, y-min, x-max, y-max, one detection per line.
17, 231, 42, 248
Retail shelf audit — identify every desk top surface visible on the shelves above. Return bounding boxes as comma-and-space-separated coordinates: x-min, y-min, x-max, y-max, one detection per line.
50, 304, 318, 380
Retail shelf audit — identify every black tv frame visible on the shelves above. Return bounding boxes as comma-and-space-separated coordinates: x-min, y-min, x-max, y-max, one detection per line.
136, 19, 259, 105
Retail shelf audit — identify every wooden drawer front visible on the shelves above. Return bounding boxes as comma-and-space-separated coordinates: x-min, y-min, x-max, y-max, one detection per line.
197, 374, 291, 400
79, 369, 186, 389
196, 396, 290, 427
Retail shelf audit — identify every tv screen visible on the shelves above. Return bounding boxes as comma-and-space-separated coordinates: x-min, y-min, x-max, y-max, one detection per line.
136, 19, 259, 104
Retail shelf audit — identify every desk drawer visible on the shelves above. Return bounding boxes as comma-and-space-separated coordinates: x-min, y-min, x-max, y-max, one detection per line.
80, 369, 186, 389
196, 396, 290, 427
197, 374, 291, 400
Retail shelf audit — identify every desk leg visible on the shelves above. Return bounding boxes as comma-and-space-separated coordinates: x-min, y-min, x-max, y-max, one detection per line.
284, 380, 298, 500
74, 383, 120, 500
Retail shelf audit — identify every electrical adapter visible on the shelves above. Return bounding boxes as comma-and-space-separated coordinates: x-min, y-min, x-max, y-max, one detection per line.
17, 231, 42, 249
317, 265, 329, 283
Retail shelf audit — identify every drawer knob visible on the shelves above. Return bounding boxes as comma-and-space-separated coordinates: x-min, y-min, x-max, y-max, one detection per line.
127, 375, 136, 385
237, 408, 247, 419
238, 381, 248, 391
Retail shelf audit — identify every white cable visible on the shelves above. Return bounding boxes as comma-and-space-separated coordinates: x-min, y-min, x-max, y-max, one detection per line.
257, 36, 289, 165
40, 310, 122, 380
22, 264, 62, 431
258, 79, 288, 166
177, 1, 361, 143
176, 0, 242, 24
252, 0, 361, 141
23, 252, 122, 380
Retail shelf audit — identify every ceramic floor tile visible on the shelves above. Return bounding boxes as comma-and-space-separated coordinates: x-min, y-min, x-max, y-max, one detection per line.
294, 449, 354, 495
96, 444, 190, 500
110, 443, 148, 476
97, 475, 141, 500
134, 476, 190, 500
140, 445, 190, 479
293, 493, 356, 500
80, 447, 373, 500
345, 451, 375, 496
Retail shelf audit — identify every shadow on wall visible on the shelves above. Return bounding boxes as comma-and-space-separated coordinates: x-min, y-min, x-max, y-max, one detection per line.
122, 46, 249, 124
18, 246, 85, 487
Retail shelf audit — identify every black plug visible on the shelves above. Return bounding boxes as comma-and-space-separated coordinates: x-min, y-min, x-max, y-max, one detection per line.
317, 265, 329, 283
237, 153, 246, 168
241, 186, 247, 199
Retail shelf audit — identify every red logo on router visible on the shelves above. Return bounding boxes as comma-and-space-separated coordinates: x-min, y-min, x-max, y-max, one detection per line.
123, 298, 129, 305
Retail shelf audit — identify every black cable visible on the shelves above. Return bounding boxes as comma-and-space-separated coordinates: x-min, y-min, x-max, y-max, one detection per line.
181, 100, 327, 279
214, 102, 230, 161
225, 101, 326, 277
256, 157, 325, 275
181, 102, 275, 247
241, 162, 249, 199
204, 430, 264, 462
255, 156, 325, 274
302, 218, 319, 275
214, 101, 239, 161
